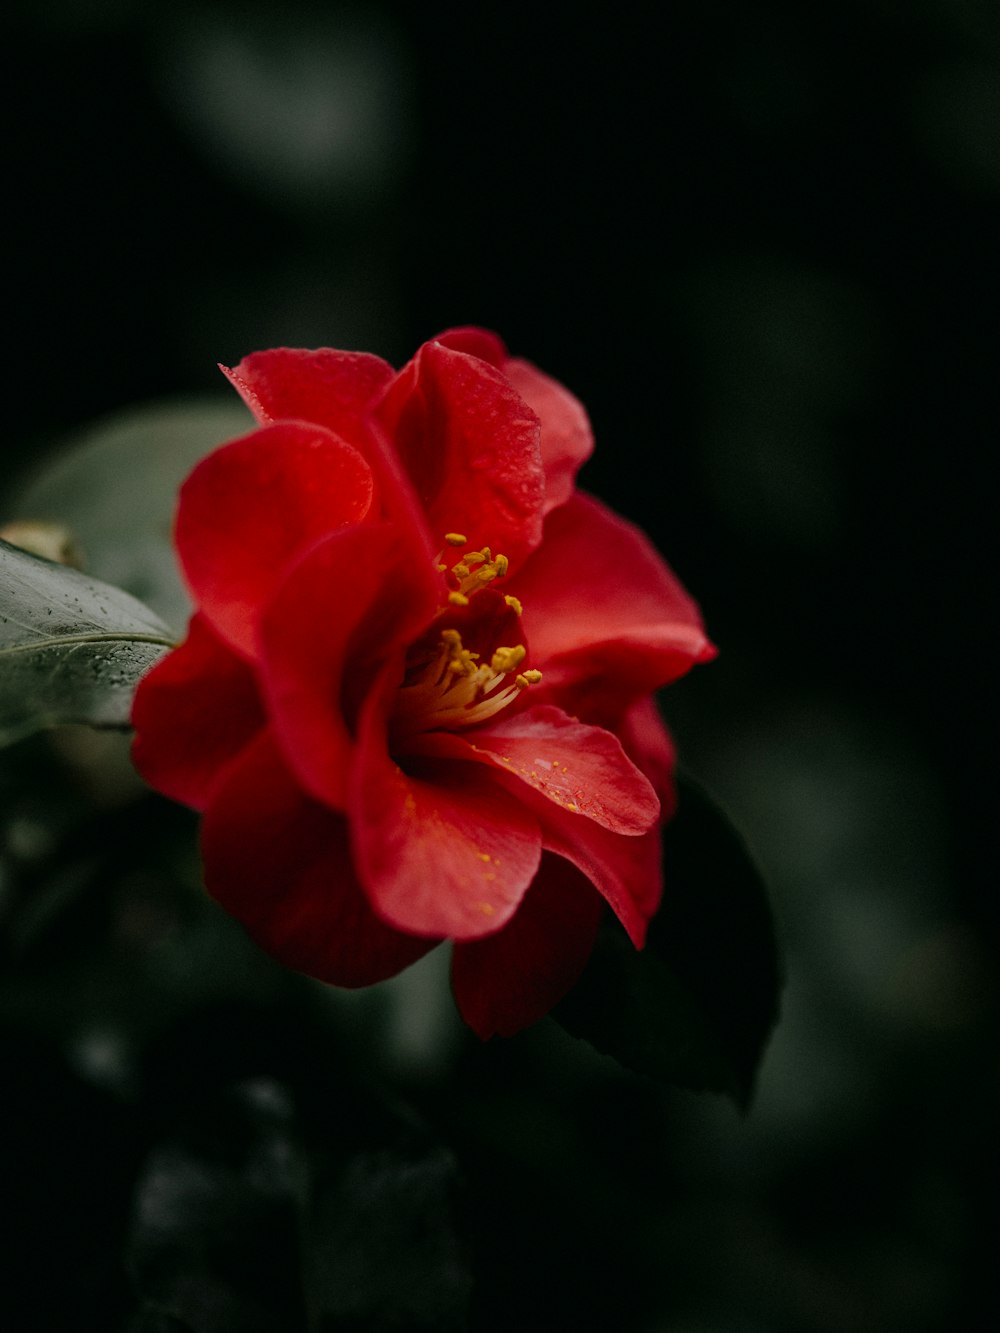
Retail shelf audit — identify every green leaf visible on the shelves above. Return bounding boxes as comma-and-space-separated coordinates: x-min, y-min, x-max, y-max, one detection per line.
5, 397, 251, 635
554, 774, 782, 1106
0, 538, 174, 747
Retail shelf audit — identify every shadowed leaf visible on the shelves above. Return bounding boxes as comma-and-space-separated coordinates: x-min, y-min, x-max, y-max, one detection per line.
555, 775, 781, 1105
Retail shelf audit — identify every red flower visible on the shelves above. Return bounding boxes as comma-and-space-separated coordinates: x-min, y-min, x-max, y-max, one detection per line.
131, 328, 715, 1037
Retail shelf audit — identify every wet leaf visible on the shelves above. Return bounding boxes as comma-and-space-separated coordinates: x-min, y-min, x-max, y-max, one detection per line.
0, 538, 172, 746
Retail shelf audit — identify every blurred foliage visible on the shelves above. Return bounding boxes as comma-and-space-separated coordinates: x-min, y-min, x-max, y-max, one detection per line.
6, 399, 251, 633
1, 0, 996, 1329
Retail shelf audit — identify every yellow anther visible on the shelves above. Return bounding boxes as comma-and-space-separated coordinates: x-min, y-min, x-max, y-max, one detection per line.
448, 591, 470, 607
445, 532, 467, 546
504, 594, 523, 616
450, 546, 512, 598
441, 629, 462, 646
491, 645, 527, 674
520, 669, 543, 684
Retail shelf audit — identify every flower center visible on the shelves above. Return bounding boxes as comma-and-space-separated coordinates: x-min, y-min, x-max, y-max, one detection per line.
391, 534, 541, 739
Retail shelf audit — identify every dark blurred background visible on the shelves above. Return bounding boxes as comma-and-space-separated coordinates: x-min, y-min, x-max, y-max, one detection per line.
1, 1, 996, 1330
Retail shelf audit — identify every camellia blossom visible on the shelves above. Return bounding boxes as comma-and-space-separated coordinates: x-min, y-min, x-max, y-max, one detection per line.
131, 328, 716, 1037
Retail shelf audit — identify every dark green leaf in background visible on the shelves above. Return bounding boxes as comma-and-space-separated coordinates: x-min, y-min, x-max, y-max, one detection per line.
555, 775, 782, 1106
6, 398, 251, 633
0, 538, 173, 747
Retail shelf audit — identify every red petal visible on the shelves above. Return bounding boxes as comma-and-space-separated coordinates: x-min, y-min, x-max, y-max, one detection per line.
225, 347, 439, 561
130, 614, 265, 811
510, 492, 716, 708
202, 732, 436, 986
351, 669, 542, 940
374, 339, 545, 569
504, 358, 593, 514
451, 854, 604, 1038
433, 328, 594, 516
176, 421, 374, 659
432, 326, 508, 366
538, 807, 663, 948
409, 705, 660, 834
221, 347, 394, 444
467, 763, 663, 948
259, 521, 439, 812
618, 695, 678, 820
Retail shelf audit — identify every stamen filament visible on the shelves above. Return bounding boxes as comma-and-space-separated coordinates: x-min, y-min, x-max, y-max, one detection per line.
393, 626, 540, 739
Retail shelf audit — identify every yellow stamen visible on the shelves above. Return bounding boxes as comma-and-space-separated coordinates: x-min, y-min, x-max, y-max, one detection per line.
490, 645, 526, 674
398, 531, 541, 739
451, 545, 511, 598
515, 671, 543, 689
393, 627, 540, 737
